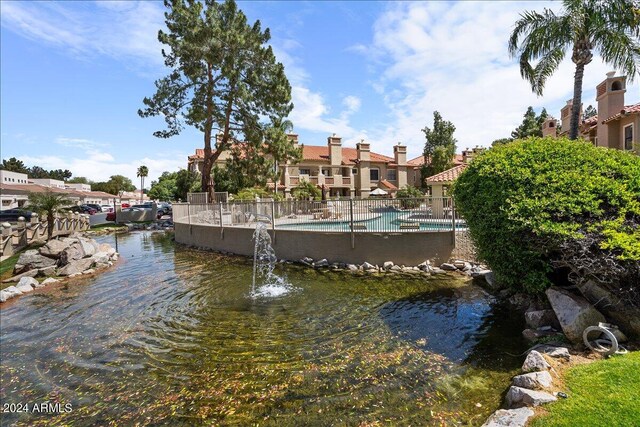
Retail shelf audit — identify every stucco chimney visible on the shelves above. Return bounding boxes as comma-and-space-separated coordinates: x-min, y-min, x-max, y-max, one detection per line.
393, 143, 407, 166
542, 117, 558, 138
560, 99, 582, 135
356, 140, 370, 162
328, 134, 342, 166
596, 72, 626, 148
287, 133, 299, 146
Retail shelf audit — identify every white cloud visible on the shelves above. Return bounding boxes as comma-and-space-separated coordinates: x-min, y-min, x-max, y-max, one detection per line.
358, 1, 640, 157
1, 1, 166, 72
343, 96, 361, 114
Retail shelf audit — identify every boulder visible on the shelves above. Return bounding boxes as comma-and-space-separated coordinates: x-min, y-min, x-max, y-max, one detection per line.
383, 261, 394, 270
528, 344, 571, 360
362, 262, 376, 271
512, 371, 553, 390
300, 257, 313, 266
522, 350, 551, 372
505, 386, 556, 408
2, 285, 23, 299
18, 276, 40, 289
522, 328, 562, 343
0, 290, 13, 303
59, 243, 86, 266
525, 309, 561, 330
98, 243, 112, 253
37, 266, 57, 277
83, 269, 96, 275
313, 259, 329, 268
91, 252, 110, 265
39, 239, 72, 258
577, 280, 640, 340
431, 267, 446, 274
481, 407, 534, 427
58, 258, 95, 276
14, 250, 57, 273
77, 238, 97, 257
391, 265, 402, 272
41, 278, 60, 285
546, 287, 606, 343
440, 263, 457, 271
15, 281, 34, 294
2, 269, 39, 283
347, 264, 358, 272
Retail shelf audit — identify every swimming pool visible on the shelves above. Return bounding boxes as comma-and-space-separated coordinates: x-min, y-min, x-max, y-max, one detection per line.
277, 212, 466, 232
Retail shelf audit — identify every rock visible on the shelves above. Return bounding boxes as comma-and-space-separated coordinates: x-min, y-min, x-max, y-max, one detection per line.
83, 269, 96, 275
391, 265, 402, 272
471, 268, 492, 278
2, 269, 39, 283
0, 290, 12, 302
14, 250, 57, 273
528, 344, 571, 360
18, 276, 40, 289
300, 257, 313, 266
453, 260, 467, 269
512, 371, 553, 390
383, 261, 394, 270
59, 243, 86, 266
347, 264, 358, 272
522, 328, 562, 343
39, 239, 72, 258
431, 267, 446, 274
505, 386, 557, 408
481, 407, 534, 427
38, 266, 57, 277
58, 258, 95, 276
111, 253, 119, 261
440, 263, 457, 271
546, 287, 606, 343
362, 262, 376, 271
77, 238, 97, 257
578, 280, 640, 340
313, 259, 329, 268
41, 278, 60, 285
525, 309, 561, 330
2, 285, 23, 299
15, 281, 34, 294
508, 293, 535, 311
522, 350, 551, 372
484, 271, 496, 287
91, 251, 110, 265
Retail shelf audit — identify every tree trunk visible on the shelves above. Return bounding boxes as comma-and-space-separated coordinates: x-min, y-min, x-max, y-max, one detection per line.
569, 62, 585, 140
47, 213, 54, 241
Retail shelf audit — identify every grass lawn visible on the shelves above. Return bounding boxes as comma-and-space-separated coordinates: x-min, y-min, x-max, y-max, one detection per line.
0, 252, 22, 289
531, 351, 640, 427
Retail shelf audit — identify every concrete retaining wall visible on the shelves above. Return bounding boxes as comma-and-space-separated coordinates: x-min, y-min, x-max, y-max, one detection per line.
175, 223, 454, 265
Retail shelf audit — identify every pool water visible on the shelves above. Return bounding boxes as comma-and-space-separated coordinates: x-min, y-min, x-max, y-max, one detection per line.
278, 212, 465, 232
0, 232, 525, 426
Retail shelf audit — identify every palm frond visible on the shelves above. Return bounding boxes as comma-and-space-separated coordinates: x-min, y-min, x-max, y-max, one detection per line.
593, 26, 640, 81
531, 47, 567, 95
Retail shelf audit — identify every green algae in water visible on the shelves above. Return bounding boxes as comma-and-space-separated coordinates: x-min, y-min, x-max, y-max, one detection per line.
0, 232, 527, 426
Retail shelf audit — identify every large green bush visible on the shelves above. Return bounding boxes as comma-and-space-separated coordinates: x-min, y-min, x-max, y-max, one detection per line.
396, 186, 424, 209
292, 180, 322, 201
452, 137, 640, 293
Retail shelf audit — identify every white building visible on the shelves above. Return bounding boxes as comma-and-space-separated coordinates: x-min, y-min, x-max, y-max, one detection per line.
29, 178, 66, 189
0, 170, 29, 185
66, 183, 92, 192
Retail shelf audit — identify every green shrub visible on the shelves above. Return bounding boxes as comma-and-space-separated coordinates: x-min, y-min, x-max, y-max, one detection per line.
292, 180, 321, 201
233, 187, 282, 201
452, 137, 640, 293
396, 186, 424, 209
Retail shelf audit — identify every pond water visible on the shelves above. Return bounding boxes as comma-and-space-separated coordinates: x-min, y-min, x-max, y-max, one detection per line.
0, 232, 526, 426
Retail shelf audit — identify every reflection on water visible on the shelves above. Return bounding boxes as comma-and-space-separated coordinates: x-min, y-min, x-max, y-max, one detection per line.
0, 232, 526, 426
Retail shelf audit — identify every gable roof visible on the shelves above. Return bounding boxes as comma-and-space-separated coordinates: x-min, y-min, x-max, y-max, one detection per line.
602, 102, 640, 124
408, 154, 465, 167
425, 164, 468, 183
379, 179, 398, 190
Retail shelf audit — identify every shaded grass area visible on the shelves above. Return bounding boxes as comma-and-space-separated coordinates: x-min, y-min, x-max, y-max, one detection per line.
532, 351, 640, 427
0, 252, 22, 287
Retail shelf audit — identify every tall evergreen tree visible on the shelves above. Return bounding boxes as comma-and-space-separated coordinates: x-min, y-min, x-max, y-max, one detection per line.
139, 0, 292, 202
584, 105, 597, 119
493, 107, 549, 146
509, 0, 640, 140
0, 157, 28, 174
421, 111, 457, 184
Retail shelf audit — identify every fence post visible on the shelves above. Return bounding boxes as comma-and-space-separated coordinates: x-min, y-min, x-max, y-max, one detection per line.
350, 198, 355, 249
16, 217, 27, 248
451, 197, 456, 246
271, 200, 276, 244
187, 203, 191, 234
1, 222, 14, 257
219, 201, 224, 240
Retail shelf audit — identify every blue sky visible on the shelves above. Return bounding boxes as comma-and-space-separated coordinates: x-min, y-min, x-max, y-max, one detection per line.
2, 1, 638, 187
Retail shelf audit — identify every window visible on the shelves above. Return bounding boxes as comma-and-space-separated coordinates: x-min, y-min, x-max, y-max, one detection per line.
352, 168, 358, 175
299, 168, 311, 175
370, 168, 380, 181
2, 200, 10, 206
624, 124, 633, 151
322, 168, 331, 176
387, 169, 397, 181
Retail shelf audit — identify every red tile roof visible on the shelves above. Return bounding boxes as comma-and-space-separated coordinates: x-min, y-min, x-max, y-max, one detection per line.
379, 179, 398, 190
602, 103, 640, 124
407, 154, 464, 167
425, 164, 468, 183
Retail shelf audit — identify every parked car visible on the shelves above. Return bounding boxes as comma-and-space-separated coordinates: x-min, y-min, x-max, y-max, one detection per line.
158, 202, 172, 214
66, 205, 98, 215
121, 203, 130, 208
85, 203, 104, 212
0, 209, 34, 222
101, 205, 115, 213
106, 211, 116, 221
131, 203, 165, 219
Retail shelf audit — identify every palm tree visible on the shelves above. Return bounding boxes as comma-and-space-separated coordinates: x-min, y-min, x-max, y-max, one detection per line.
137, 165, 149, 203
27, 190, 72, 240
508, 0, 640, 140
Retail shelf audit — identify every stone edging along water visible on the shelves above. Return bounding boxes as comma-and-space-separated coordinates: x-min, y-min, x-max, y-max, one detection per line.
0, 234, 119, 304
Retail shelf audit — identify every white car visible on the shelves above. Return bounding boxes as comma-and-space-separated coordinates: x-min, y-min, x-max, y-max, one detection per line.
101, 205, 115, 213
